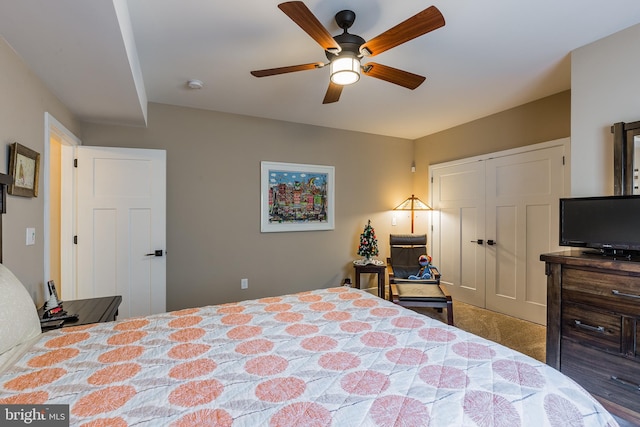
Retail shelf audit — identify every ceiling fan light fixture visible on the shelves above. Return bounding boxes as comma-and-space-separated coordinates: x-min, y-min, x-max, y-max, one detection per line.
251, 3, 445, 102
330, 54, 360, 85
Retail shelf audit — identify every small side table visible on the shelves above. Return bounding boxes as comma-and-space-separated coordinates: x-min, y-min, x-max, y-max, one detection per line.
40, 296, 122, 330
353, 264, 386, 298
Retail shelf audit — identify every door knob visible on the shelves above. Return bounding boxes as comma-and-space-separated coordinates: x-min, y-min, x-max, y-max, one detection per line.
470, 239, 484, 245
145, 250, 164, 257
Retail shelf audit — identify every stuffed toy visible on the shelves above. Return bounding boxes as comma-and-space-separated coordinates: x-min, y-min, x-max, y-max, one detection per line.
408, 254, 432, 280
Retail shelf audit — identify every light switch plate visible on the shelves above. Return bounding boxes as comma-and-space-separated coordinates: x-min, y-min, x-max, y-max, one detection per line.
26, 228, 36, 246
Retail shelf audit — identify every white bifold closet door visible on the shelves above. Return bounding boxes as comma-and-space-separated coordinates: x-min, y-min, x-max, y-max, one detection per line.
431, 139, 567, 325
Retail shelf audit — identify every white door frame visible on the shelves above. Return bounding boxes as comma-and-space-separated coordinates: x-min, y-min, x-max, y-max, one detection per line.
44, 113, 80, 301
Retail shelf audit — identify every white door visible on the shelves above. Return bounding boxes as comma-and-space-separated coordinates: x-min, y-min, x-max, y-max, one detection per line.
484, 146, 565, 324
431, 161, 486, 307
76, 146, 166, 319
430, 140, 567, 325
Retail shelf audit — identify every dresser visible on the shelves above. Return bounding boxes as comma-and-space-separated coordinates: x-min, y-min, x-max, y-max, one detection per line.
541, 251, 640, 425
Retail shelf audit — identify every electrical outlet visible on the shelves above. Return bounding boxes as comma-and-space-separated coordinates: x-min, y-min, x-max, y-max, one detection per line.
241, 278, 248, 289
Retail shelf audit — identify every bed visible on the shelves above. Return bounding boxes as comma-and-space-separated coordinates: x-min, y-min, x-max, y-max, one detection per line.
0, 264, 618, 426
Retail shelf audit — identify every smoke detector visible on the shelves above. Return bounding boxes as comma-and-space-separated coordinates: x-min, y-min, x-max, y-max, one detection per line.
187, 79, 204, 89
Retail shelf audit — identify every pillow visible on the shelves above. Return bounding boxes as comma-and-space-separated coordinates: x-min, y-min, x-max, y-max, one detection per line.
391, 265, 420, 279
0, 264, 41, 355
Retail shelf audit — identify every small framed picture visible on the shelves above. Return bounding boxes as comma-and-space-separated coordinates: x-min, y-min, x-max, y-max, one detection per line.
8, 142, 40, 197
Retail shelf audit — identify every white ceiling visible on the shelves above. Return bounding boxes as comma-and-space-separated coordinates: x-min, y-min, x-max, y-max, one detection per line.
2, 0, 640, 139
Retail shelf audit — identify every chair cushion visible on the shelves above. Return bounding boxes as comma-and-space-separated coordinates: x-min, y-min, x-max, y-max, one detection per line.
396, 283, 446, 300
390, 246, 426, 267
389, 234, 427, 246
391, 266, 421, 279
0, 264, 41, 356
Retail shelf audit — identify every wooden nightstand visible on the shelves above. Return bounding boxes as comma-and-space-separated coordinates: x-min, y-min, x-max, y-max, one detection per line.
40, 296, 122, 330
353, 263, 386, 298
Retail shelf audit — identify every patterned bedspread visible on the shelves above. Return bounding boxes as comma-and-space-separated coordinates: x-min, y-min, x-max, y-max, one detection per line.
0, 287, 618, 426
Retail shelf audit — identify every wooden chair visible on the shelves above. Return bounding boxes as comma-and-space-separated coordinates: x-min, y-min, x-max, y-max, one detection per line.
387, 234, 454, 325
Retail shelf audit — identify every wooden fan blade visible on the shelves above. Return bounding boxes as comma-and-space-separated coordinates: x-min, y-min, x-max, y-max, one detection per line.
323, 81, 343, 104
360, 6, 445, 57
251, 62, 324, 77
278, 2, 341, 53
363, 63, 426, 89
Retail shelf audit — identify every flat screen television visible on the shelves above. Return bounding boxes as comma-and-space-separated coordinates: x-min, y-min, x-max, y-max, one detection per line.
559, 195, 640, 256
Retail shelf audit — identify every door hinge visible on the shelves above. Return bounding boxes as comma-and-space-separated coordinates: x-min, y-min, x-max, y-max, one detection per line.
73, 236, 78, 244
431, 176, 433, 183
562, 156, 565, 165
74, 159, 78, 168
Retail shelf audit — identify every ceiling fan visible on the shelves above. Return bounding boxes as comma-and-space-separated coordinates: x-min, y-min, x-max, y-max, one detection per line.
250, 1, 445, 104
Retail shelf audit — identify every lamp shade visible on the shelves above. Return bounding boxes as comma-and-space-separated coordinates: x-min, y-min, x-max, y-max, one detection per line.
393, 194, 431, 233
330, 54, 361, 85
394, 195, 431, 211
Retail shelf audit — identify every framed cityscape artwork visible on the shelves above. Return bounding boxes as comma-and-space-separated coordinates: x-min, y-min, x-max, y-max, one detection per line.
261, 161, 335, 232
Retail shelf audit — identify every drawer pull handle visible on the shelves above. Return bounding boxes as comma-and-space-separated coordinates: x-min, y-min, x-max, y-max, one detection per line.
611, 289, 640, 299
610, 376, 640, 392
573, 320, 604, 333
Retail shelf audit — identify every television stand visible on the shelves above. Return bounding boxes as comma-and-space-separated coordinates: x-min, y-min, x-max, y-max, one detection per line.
541, 251, 640, 425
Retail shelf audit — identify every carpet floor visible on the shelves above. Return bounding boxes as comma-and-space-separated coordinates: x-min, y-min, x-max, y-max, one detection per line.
410, 301, 546, 363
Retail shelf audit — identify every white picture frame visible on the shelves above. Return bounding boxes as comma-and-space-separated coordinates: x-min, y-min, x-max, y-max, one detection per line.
261, 161, 335, 232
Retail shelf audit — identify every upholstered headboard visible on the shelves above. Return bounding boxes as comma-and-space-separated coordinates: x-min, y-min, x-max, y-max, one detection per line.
0, 263, 42, 371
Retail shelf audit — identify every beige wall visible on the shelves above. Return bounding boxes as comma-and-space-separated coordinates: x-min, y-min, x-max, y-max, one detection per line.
0, 37, 80, 302
81, 103, 415, 309
412, 91, 570, 200
571, 23, 640, 197
81, 94, 570, 310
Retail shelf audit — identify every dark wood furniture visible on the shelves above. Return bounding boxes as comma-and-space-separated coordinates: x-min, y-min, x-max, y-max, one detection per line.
353, 263, 386, 298
40, 296, 122, 329
612, 119, 640, 195
0, 173, 13, 263
387, 234, 453, 325
389, 265, 454, 326
541, 250, 640, 425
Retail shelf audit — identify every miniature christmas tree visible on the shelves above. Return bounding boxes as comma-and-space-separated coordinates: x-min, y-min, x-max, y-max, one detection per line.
357, 219, 379, 262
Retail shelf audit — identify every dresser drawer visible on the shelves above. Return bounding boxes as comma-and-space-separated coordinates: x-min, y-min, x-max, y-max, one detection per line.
562, 268, 640, 314
561, 340, 640, 414
561, 303, 621, 354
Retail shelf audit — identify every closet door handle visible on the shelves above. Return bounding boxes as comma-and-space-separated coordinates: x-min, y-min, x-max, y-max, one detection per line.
470, 239, 483, 245
145, 250, 164, 257
487, 240, 496, 246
